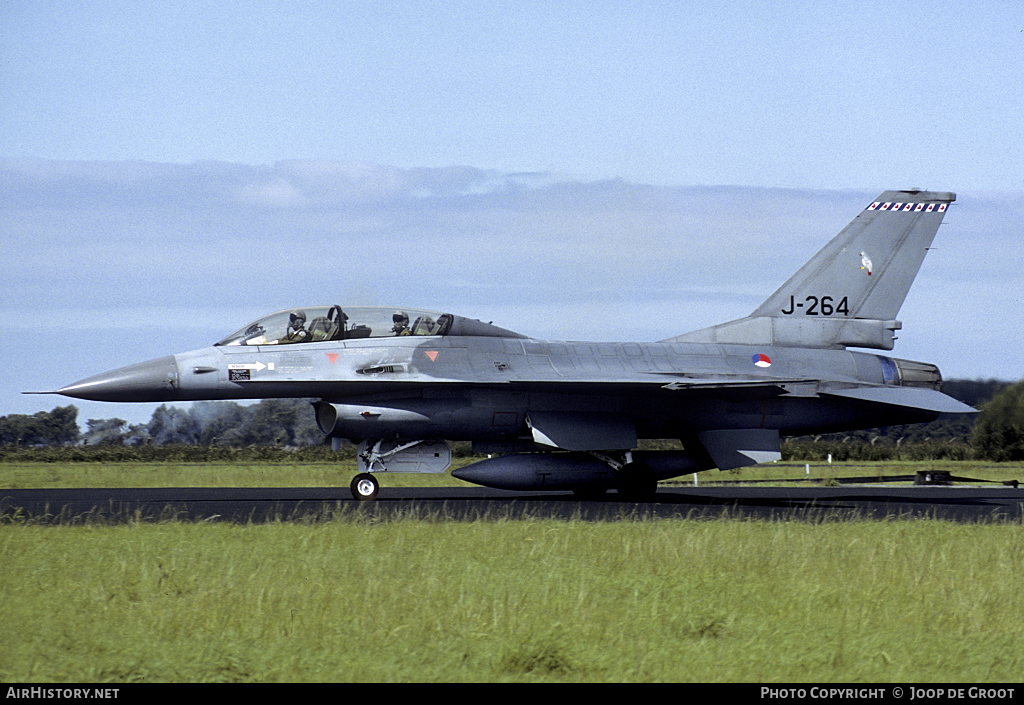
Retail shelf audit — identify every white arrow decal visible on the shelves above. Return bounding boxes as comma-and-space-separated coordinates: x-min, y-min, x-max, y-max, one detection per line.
228, 362, 274, 372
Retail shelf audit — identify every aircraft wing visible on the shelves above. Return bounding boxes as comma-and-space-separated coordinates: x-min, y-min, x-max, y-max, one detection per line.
307, 370, 975, 410
500, 375, 975, 414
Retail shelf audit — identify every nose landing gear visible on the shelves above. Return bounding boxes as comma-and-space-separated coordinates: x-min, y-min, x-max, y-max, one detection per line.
350, 473, 379, 501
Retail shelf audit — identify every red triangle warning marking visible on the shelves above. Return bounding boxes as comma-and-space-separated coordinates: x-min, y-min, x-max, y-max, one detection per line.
425, 351, 438, 362
326, 353, 339, 364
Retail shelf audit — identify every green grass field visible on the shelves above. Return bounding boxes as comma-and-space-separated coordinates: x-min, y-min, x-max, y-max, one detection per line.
2, 459, 1023, 682
2, 517, 1023, 682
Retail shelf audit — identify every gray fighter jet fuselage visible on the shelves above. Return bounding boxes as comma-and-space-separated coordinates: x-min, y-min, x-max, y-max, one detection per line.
45, 190, 975, 500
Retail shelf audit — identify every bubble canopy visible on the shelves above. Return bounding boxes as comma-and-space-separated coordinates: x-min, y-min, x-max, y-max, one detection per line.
215, 306, 524, 346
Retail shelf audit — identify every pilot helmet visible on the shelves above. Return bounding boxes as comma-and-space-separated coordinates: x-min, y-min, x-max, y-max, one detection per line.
289, 310, 307, 325
393, 311, 409, 325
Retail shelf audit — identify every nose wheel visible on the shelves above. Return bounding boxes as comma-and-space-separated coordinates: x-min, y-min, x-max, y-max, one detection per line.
350, 473, 379, 501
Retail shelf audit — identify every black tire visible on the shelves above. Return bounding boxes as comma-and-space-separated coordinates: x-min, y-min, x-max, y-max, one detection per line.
616, 462, 657, 502
350, 473, 379, 501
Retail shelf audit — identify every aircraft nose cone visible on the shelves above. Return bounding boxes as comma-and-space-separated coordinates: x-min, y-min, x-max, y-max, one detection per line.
56, 356, 181, 402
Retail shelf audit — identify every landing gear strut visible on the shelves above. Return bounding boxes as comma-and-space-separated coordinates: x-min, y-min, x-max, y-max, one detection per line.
587, 451, 658, 502
350, 473, 379, 501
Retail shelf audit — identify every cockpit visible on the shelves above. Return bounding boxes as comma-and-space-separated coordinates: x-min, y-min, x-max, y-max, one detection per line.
216, 306, 455, 346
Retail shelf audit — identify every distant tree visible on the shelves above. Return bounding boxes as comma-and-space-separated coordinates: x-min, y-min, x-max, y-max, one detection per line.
148, 405, 201, 445
138, 399, 322, 447
0, 406, 80, 446
40, 406, 81, 445
242, 398, 316, 446
83, 418, 129, 446
971, 381, 1024, 461
124, 423, 151, 446
189, 401, 247, 445
0, 413, 43, 446
942, 379, 1013, 408
293, 401, 326, 446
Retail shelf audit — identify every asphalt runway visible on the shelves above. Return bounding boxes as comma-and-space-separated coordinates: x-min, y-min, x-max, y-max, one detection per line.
2, 484, 1022, 523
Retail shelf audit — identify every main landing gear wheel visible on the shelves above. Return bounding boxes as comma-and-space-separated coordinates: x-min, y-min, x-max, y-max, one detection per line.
350, 473, 379, 501
616, 462, 657, 502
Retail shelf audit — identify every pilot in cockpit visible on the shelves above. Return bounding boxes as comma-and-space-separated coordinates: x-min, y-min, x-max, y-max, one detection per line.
282, 310, 309, 343
392, 311, 412, 336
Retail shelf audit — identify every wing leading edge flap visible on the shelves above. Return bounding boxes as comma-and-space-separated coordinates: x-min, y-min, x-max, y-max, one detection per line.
697, 428, 782, 470
527, 411, 637, 451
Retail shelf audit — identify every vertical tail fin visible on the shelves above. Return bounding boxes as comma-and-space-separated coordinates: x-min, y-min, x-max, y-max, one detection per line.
667, 190, 955, 350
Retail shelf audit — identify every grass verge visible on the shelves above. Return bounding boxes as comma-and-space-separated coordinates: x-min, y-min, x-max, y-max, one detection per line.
2, 515, 1023, 682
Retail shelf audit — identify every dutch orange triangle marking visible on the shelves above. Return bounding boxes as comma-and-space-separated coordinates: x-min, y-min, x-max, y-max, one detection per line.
425, 351, 439, 362
326, 353, 339, 364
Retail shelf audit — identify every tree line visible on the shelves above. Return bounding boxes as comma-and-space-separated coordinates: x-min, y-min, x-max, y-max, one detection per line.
2, 379, 1023, 461
0, 398, 323, 449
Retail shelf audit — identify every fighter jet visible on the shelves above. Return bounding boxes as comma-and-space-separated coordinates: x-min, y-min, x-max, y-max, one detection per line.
43, 190, 975, 500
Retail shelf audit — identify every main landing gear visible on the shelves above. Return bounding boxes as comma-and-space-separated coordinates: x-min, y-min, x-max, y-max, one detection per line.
586, 451, 659, 502
616, 461, 657, 502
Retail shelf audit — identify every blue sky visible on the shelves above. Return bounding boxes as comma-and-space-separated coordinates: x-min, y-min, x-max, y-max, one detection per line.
5, 1, 1022, 188
2, 1, 1022, 426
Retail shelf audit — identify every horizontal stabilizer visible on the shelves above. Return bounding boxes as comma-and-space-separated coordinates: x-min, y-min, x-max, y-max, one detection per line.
822, 387, 976, 414
697, 428, 781, 470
